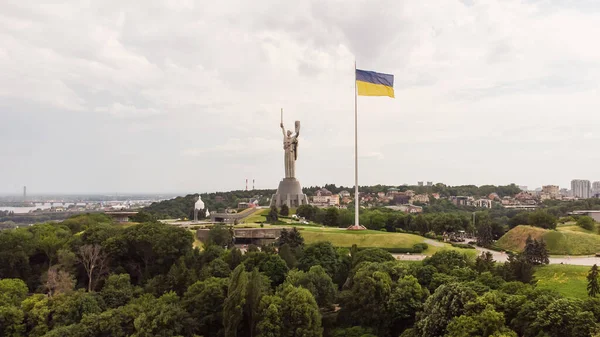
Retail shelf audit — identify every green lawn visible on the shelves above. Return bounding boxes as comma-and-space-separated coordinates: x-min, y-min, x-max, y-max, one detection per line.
558, 225, 594, 234
297, 227, 475, 256
557, 221, 599, 234
243, 209, 269, 223
243, 208, 311, 225
496, 225, 600, 255
241, 211, 476, 256
535, 264, 589, 299
300, 228, 425, 248
426, 243, 478, 258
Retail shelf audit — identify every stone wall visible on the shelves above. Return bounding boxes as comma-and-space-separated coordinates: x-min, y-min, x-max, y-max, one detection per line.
196, 227, 283, 245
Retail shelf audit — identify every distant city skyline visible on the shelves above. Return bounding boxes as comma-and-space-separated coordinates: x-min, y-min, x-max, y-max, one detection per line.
3, 178, 600, 195
571, 179, 593, 199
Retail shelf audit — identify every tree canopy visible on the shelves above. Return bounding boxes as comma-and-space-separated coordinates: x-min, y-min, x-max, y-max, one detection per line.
0, 212, 597, 337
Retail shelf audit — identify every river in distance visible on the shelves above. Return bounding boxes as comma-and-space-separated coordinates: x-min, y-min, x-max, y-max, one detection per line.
0, 203, 86, 214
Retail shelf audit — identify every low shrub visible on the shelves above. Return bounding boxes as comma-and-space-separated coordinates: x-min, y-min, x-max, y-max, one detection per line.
413, 243, 429, 252
424, 232, 436, 239
358, 242, 429, 254
451, 243, 476, 249
382, 247, 418, 254
355, 244, 429, 254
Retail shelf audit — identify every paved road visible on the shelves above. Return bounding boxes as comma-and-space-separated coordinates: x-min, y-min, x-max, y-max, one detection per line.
424, 238, 445, 247
394, 241, 600, 266
477, 246, 600, 266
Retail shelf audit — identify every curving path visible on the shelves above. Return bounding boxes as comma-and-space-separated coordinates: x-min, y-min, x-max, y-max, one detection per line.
476, 246, 600, 266
394, 240, 600, 266
423, 238, 445, 247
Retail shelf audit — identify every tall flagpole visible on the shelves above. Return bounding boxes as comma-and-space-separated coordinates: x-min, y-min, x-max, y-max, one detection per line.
354, 61, 359, 227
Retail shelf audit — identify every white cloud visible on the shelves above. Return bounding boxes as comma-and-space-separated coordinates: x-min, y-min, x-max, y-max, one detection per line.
95, 103, 161, 118
181, 137, 280, 157
2, 0, 600, 193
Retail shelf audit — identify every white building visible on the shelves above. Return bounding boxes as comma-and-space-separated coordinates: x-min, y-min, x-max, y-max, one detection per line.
339, 190, 351, 198
473, 199, 493, 208
593, 182, 600, 196
312, 194, 340, 206
386, 205, 423, 213
312, 188, 340, 206
571, 179, 591, 199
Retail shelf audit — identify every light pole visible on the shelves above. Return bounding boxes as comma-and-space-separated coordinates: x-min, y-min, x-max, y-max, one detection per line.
472, 212, 476, 238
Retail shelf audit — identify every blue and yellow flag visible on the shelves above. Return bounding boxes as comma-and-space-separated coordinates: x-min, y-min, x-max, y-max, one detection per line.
356, 69, 394, 98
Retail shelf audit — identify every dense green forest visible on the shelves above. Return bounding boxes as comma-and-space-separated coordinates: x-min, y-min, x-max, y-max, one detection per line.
140, 191, 275, 219
542, 198, 600, 215
140, 192, 564, 244
302, 183, 522, 198
1, 213, 600, 336
294, 204, 559, 241
140, 194, 202, 219
139, 183, 525, 220
0, 212, 80, 225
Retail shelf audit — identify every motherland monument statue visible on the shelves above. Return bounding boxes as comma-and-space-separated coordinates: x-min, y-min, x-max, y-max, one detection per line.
271, 109, 309, 208
193, 195, 205, 222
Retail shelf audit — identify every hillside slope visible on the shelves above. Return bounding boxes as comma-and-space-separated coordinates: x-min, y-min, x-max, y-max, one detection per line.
496, 225, 600, 255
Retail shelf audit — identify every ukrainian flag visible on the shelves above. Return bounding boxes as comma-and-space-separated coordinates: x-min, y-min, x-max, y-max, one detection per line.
356, 69, 394, 98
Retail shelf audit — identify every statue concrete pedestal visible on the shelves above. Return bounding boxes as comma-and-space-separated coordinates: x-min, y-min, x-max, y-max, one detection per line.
271, 117, 308, 208
270, 178, 309, 208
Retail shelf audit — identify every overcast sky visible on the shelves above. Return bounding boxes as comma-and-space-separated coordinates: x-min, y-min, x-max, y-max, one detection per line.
2, 0, 600, 194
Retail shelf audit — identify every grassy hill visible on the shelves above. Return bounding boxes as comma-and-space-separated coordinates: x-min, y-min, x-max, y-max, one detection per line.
243, 208, 309, 225
299, 227, 425, 248
296, 227, 476, 256
234, 208, 476, 256
496, 225, 600, 255
556, 221, 599, 234
238, 217, 474, 256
